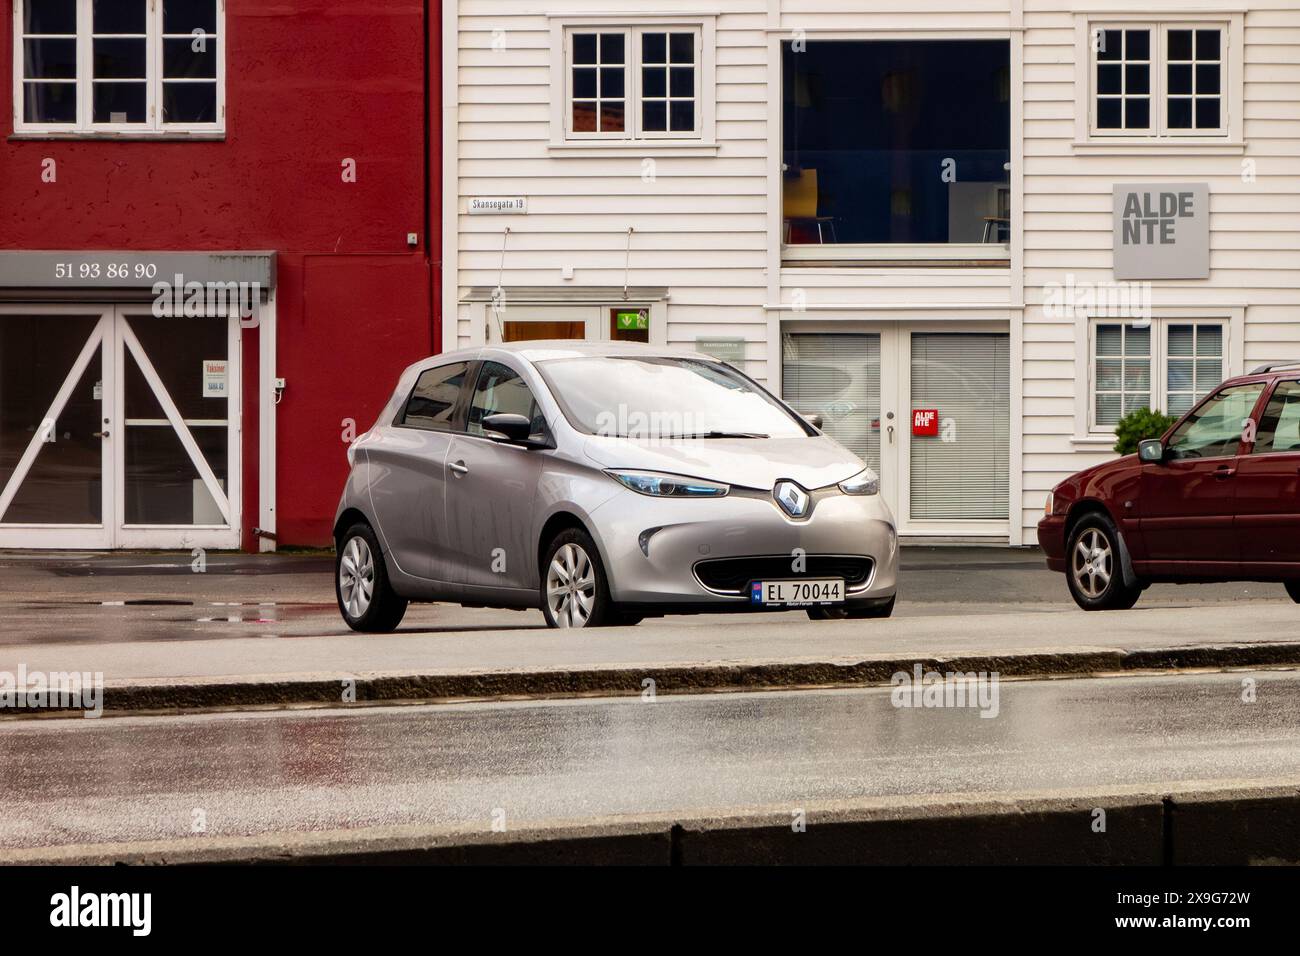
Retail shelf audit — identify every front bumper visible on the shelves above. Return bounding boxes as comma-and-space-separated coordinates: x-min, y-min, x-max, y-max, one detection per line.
1037, 514, 1067, 572
589, 486, 898, 607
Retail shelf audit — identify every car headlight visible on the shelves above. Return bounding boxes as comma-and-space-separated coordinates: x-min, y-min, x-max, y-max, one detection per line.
838, 467, 879, 496
607, 470, 729, 498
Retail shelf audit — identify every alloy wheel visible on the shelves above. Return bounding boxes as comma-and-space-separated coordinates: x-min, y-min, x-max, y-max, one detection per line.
339, 535, 375, 619
546, 542, 596, 628
1071, 528, 1112, 599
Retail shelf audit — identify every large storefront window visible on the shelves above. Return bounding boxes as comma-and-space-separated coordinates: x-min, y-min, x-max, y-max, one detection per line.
782, 40, 1011, 247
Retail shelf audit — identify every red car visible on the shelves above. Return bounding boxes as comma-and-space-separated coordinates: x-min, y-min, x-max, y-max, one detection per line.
1039, 363, 1300, 610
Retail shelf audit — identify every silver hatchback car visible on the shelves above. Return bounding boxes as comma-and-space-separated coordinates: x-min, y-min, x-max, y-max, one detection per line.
333, 341, 898, 630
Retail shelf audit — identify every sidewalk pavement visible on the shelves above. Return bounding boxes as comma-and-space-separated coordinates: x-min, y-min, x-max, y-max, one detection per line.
0, 547, 1296, 712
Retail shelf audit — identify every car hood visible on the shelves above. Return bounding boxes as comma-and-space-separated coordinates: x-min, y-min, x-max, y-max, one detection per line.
1057, 453, 1139, 491
581, 434, 866, 491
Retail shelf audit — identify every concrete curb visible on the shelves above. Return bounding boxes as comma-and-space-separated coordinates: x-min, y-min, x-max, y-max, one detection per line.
37, 639, 1300, 714
8, 780, 1299, 865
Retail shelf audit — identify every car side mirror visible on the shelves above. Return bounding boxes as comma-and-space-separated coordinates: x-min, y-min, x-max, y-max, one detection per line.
1138, 439, 1166, 463
482, 412, 535, 445
802, 413, 824, 430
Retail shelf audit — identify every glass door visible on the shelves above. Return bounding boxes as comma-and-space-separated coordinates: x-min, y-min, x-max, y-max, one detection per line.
898, 327, 1010, 535
114, 307, 240, 548
781, 330, 899, 514
0, 308, 114, 548
0, 305, 239, 549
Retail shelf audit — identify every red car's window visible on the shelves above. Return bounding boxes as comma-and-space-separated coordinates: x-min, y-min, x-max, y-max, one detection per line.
1251, 380, 1300, 454
1165, 382, 1266, 460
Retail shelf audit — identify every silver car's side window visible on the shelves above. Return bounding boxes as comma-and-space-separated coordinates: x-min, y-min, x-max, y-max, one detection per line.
467, 361, 547, 441
400, 362, 470, 431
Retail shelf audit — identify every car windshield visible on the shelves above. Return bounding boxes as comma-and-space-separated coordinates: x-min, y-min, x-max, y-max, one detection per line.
535, 355, 811, 439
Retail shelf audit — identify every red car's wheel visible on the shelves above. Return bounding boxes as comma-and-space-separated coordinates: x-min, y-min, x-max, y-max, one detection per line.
1065, 514, 1142, 611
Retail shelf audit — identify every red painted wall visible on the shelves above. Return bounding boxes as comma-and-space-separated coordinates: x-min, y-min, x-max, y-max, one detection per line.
0, 1, 439, 548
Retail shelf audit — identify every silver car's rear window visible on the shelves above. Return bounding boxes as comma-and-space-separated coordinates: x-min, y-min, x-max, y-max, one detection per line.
535, 355, 811, 439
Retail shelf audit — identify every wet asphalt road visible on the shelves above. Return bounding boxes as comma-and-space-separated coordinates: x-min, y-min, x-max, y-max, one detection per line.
0, 547, 1291, 644
1, 671, 1297, 851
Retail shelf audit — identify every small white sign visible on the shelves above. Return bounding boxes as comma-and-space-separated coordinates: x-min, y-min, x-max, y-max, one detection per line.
203, 359, 228, 398
469, 196, 527, 215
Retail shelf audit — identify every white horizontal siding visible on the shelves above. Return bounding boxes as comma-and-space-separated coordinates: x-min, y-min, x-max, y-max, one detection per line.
1017, 3, 1300, 542
451, 1, 1300, 544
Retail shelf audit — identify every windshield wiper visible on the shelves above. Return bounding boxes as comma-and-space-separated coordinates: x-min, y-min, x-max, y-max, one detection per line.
665, 431, 769, 439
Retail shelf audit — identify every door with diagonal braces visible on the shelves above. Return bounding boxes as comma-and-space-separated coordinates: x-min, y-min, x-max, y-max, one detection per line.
0, 305, 240, 549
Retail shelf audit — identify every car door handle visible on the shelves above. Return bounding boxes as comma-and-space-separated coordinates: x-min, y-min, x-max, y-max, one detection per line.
449, 460, 469, 476
1214, 466, 1236, 479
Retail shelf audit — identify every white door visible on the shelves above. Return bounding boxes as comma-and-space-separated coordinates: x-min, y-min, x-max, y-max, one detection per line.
0, 305, 240, 549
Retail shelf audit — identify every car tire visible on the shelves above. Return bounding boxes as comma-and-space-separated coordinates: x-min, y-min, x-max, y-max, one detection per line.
336, 522, 408, 633
807, 595, 895, 620
1285, 581, 1300, 604
541, 527, 617, 628
1065, 514, 1142, 611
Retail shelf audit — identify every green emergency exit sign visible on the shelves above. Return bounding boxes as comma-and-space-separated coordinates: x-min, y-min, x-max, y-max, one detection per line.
615, 310, 649, 331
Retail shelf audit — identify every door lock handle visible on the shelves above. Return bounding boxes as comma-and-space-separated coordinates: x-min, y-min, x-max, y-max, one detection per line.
449, 460, 469, 476
887, 425, 895, 443
93, 431, 110, 439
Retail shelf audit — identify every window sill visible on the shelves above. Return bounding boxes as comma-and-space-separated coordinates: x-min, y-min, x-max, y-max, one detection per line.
1072, 434, 1118, 449
547, 140, 719, 156
782, 243, 1010, 268
1072, 139, 1244, 156
9, 132, 226, 142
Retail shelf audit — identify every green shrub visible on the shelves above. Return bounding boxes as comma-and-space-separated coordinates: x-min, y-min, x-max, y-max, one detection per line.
1113, 407, 1178, 455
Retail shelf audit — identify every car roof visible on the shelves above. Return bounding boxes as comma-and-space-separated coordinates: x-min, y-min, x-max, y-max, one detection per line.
420, 339, 721, 368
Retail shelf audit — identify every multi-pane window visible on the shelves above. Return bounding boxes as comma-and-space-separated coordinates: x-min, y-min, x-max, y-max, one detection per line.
639, 32, 695, 134
1092, 321, 1227, 429
15, 0, 223, 134
1091, 23, 1226, 136
567, 26, 699, 139
1166, 324, 1224, 417
1095, 28, 1151, 131
1166, 28, 1221, 131
570, 32, 626, 134
1094, 323, 1151, 426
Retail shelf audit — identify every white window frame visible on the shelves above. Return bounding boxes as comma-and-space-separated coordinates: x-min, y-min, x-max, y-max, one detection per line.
13, 0, 226, 137
548, 16, 715, 151
1074, 13, 1242, 152
1084, 316, 1234, 434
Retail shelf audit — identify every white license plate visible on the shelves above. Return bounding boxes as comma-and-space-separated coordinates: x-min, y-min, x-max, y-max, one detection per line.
751, 579, 845, 606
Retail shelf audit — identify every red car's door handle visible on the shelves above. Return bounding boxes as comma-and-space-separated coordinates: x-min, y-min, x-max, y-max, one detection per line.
1214, 466, 1236, 479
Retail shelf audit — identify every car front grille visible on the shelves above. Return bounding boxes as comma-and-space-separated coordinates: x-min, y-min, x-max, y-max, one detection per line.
693, 555, 875, 595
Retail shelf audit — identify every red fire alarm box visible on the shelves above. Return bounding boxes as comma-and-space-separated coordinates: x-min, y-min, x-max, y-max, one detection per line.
912, 409, 939, 437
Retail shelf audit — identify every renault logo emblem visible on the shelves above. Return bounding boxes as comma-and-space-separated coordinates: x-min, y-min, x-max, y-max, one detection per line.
774, 480, 810, 518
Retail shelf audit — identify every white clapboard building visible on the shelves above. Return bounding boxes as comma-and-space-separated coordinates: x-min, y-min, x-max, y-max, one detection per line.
441, 1, 1300, 544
